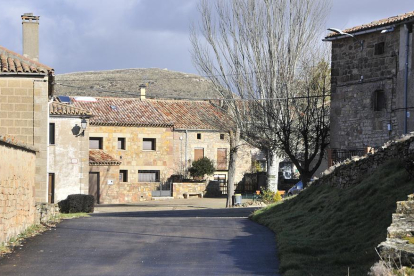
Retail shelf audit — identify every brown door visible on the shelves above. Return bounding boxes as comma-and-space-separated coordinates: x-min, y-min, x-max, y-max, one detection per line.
194, 148, 204, 161
48, 173, 55, 203
89, 172, 100, 204
217, 148, 227, 170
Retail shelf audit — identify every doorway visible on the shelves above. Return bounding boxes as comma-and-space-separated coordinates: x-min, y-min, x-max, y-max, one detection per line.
89, 172, 100, 204
48, 173, 55, 203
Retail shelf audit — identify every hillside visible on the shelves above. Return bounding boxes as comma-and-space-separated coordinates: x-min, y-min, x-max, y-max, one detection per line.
55, 68, 220, 100
251, 137, 414, 276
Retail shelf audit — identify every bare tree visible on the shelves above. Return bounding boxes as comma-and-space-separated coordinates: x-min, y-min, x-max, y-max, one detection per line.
191, 0, 331, 200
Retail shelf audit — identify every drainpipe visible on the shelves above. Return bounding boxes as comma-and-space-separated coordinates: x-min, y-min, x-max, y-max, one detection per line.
404, 24, 411, 134
185, 130, 188, 177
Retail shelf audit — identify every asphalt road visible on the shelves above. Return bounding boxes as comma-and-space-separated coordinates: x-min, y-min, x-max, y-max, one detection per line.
0, 207, 279, 276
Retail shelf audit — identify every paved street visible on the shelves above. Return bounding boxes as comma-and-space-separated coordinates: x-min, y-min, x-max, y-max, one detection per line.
0, 199, 279, 275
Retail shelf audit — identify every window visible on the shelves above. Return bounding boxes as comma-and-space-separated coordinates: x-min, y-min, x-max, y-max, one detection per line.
143, 138, 156, 150
374, 42, 385, 55
118, 138, 126, 150
220, 134, 225, 140
89, 137, 103, 149
49, 123, 55, 145
138, 170, 160, 182
217, 148, 227, 170
194, 148, 204, 161
373, 90, 386, 111
197, 133, 201, 140
119, 170, 128, 182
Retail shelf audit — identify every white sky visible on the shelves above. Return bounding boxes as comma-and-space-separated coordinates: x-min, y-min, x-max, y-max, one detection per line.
0, 0, 413, 75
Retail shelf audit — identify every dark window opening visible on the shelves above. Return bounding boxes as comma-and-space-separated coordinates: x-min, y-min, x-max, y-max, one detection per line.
89, 137, 103, 149
373, 90, 386, 111
138, 170, 160, 182
374, 42, 385, 55
143, 138, 156, 150
119, 170, 128, 182
118, 138, 126, 150
49, 123, 55, 145
197, 133, 201, 140
220, 134, 225, 140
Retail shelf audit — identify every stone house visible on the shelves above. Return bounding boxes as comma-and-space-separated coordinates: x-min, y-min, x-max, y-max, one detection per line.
324, 11, 414, 166
150, 99, 255, 194
0, 13, 54, 202
48, 101, 92, 202
72, 97, 175, 204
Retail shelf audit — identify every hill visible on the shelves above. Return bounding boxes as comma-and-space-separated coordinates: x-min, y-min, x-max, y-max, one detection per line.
251, 136, 414, 276
55, 68, 220, 100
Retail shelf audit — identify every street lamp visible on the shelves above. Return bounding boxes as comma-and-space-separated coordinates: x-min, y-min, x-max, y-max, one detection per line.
81, 118, 87, 130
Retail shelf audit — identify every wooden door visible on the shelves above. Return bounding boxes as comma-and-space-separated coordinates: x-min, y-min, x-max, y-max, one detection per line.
48, 173, 55, 203
89, 172, 100, 204
217, 148, 227, 170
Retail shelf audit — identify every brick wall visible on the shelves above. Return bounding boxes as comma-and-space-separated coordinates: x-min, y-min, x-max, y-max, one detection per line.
0, 136, 36, 244
0, 76, 49, 202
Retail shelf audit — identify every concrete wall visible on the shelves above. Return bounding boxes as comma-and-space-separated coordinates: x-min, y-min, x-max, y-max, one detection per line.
48, 117, 89, 202
0, 76, 49, 202
330, 24, 414, 150
0, 137, 36, 244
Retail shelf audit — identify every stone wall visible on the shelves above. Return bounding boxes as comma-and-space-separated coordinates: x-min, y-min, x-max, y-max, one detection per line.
0, 76, 50, 202
330, 24, 414, 150
172, 182, 206, 199
0, 135, 37, 244
315, 133, 414, 189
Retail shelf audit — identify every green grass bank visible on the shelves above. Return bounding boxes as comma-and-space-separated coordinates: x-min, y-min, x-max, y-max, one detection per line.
251, 159, 414, 276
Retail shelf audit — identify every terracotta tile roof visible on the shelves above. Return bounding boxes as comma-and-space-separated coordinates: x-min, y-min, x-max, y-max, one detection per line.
49, 101, 92, 116
327, 10, 414, 38
72, 97, 174, 127
148, 99, 232, 130
89, 150, 121, 166
0, 45, 53, 75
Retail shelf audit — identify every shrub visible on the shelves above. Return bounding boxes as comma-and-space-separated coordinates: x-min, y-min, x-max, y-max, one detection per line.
58, 194, 95, 213
189, 157, 215, 179
260, 188, 283, 204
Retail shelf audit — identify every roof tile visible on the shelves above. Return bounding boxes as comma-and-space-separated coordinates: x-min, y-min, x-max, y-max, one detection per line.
89, 150, 121, 166
49, 101, 92, 116
0, 45, 53, 75
327, 10, 414, 38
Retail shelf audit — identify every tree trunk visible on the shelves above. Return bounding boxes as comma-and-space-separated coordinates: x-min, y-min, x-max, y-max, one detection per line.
267, 149, 281, 193
226, 128, 240, 208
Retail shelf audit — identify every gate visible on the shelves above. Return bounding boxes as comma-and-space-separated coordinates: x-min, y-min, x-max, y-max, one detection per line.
151, 182, 172, 197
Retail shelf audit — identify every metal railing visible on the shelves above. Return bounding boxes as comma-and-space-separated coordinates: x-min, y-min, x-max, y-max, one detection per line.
328, 148, 367, 167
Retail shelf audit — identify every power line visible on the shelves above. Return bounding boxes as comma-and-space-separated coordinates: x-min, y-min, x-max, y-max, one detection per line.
55, 82, 331, 101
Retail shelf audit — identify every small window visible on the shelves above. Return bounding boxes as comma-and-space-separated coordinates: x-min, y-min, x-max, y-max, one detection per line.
118, 138, 126, 150
374, 42, 385, 55
138, 170, 160, 182
143, 138, 156, 150
220, 134, 225, 140
197, 133, 201, 140
119, 170, 128, 182
49, 123, 55, 145
373, 90, 386, 111
89, 137, 103, 149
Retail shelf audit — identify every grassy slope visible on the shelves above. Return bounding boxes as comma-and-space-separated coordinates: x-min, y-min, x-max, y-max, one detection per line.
251, 159, 414, 276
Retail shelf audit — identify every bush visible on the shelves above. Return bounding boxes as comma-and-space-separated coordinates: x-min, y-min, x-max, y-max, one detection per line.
260, 188, 283, 204
58, 194, 95, 213
189, 157, 215, 179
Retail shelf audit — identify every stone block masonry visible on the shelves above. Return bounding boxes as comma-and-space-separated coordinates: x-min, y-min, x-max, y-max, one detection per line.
0, 135, 37, 244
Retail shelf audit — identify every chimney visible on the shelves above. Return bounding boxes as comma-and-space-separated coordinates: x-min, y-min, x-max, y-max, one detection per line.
139, 84, 146, 100
21, 13, 40, 61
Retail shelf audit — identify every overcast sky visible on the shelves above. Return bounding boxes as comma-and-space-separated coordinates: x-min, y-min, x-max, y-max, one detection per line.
0, 0, 413, 75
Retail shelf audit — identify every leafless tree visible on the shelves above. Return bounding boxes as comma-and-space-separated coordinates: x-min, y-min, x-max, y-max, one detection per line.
191, 0, 331, 205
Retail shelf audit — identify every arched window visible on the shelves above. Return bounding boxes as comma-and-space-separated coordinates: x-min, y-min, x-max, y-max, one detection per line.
373, 90, 385, 111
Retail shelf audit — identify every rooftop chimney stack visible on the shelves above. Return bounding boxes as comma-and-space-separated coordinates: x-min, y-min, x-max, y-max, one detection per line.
139, 84, 146, 100
21, 13, 40, 61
